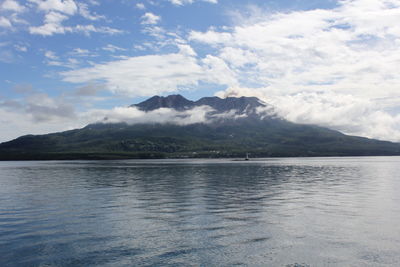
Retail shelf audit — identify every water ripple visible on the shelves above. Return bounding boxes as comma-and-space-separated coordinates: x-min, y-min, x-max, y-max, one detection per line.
1, 157, 400, 266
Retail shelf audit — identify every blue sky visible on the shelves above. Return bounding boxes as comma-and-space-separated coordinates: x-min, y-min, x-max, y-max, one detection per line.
1, 0, 400, 142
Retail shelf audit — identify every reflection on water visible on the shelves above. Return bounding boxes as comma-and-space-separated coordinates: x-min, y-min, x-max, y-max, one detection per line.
1, 157, 400, 266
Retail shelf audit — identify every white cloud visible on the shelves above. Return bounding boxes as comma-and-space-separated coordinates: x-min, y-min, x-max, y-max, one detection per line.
1, 0, 25, 12
43, 50, 84, 68
216, 87, 400, 142
78, 2, 104, 20
74, 24, 123, 35
201, 55, 238, 86
86, 0, 99, 6
91, 102, 253, 127
46, 58, 81, 68
189, 0, 400, 99
44, 50, 58, 59
30, 13, 123, 36
268, 91, 400, 142
0, 16, 12, 28
14, 44, 28, 52
189, 30, 232, 44
136, 3, 145, 10
62, 45, 235, 96
141, 12, 161, 25
0, 108, 82, 143
141, 25, 166, 39
0, 1, 27, 30
28, 0, 119, 36
28, 0, 78, 15
99, 105, 214, 125
29, 11, 70, 35
169, 0, 217, 6
102, 44, 126, 52
8, 12, 28, 25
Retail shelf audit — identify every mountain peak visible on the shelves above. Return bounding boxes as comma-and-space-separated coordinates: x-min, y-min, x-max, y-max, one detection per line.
133, 94, 194, 111
196, 96, 264, 113
133, 94, 266, 114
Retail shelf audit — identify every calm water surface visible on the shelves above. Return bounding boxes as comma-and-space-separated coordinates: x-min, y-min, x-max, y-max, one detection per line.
1, 157, 400, 266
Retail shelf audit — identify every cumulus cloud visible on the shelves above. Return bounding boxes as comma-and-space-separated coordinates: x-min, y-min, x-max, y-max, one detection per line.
98, 106, 213, 125
1, 0, 25, 12
269, 92, 400, 142
187, 0, 400, 141
29, 11, 70, 35
28, 0, 120, 36
190, 0, 400, 99
91, 103, 255, 127
141, 12, 161, 25
217, 87, 400, 142
0, 1, 27, 30
61, 45, 237, 96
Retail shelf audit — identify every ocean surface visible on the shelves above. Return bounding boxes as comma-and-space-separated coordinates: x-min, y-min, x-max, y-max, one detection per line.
1, 157, 400, 266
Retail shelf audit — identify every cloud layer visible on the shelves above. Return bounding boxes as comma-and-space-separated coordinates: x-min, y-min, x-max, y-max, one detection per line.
62, 45, 237, 96
0, 101, 244, 142
190, 0, 400, 98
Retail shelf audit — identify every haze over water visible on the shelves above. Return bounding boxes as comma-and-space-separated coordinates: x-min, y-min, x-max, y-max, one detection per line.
1, 157, 400, 266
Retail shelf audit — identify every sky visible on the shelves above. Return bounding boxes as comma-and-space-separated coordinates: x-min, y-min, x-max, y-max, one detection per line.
1, 0, 400, 143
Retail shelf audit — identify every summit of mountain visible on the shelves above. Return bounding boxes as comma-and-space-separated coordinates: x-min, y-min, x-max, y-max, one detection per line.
133, 94, 194, 111
133, 94, 266, 115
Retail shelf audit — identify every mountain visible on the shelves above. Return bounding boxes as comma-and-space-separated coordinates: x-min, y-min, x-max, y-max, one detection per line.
132, 94, 265, 114
1, 94, 400, 160
133, 94, 195, 111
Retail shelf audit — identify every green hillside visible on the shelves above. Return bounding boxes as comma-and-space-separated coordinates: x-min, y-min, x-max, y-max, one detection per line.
1, 116, 399, 160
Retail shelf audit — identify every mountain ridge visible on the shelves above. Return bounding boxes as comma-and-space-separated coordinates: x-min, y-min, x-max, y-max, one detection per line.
1, 94, 400, 160
132, 94, 267, 115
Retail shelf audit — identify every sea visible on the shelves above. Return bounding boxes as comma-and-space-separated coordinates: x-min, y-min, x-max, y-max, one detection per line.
1, 157, 400, 266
